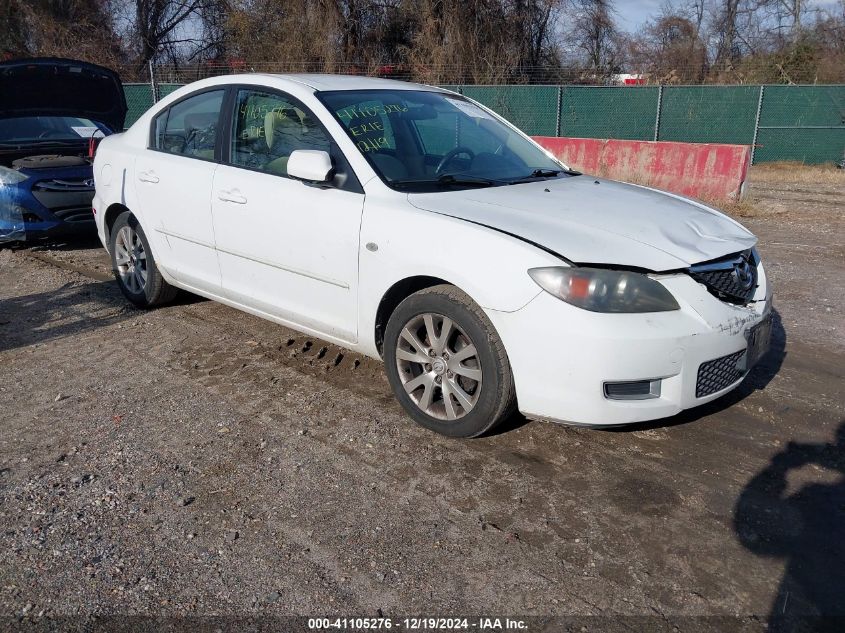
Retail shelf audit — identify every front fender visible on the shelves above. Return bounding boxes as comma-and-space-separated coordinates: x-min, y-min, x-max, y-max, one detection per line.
356, 195, 563, 356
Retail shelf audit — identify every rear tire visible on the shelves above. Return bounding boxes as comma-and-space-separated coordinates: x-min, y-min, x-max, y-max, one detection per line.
109, 212, 178, 308
384, 284, 516, 438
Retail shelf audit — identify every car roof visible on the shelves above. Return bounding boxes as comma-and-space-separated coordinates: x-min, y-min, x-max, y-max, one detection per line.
227, 73, 448, 93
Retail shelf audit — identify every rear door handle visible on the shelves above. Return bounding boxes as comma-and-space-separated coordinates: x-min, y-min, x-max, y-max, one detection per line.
217, 189, 247, 204
138, 170, 159, 183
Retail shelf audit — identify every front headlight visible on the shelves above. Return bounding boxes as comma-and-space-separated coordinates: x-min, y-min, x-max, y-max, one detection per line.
0, 165, 28, 186
528, 266, 680, 313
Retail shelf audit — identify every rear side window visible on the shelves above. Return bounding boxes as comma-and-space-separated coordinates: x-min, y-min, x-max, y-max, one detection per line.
152, 90, 224, 159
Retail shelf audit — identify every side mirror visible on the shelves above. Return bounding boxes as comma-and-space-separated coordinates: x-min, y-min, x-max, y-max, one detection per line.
287, 150, 333, 183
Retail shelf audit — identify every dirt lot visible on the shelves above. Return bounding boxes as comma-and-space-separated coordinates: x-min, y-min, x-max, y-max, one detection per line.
1, 167, 843, 631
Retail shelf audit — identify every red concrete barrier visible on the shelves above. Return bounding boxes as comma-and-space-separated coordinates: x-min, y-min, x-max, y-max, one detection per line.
532, 136, 751, 203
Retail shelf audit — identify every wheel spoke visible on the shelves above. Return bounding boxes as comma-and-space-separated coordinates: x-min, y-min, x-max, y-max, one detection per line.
451, 344, 477, 363
453, 364, 482, 382
114, 252, 130, 265
427, 315, 453, 355
417, 381, 435, 410
137, 250, 146, 261
396, 348, 429, 364
438, 318, 453, 352
447, 377, 474, 412
400, 326, 428, 355
423, 314, 436, 348
441, 380, 458, 420
403, 372, 432, 394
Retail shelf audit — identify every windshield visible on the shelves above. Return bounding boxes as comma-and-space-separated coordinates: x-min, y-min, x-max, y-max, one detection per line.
317, 90, 571, 192
0, 116, 107, 145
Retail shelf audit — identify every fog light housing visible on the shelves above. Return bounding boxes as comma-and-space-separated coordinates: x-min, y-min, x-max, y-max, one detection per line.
603, 379, 661, 400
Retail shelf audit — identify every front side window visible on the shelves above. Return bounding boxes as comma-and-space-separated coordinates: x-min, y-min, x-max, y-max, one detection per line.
153, 89, 224, 159
317, 90, 568, 191
230, 89, 331, 176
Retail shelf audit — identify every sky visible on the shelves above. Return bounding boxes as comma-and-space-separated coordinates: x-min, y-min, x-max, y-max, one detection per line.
612, 0, 843, 33
614, 0, 665, 33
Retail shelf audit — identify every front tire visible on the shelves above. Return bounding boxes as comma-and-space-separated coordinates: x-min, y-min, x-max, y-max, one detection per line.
109, 212, 177, 308
384, 285, 516, 437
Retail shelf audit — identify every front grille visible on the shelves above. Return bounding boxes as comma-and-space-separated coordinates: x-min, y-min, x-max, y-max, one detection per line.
689, 250, 758, 305
696, 350, 745, 397
31, 179, 95, 214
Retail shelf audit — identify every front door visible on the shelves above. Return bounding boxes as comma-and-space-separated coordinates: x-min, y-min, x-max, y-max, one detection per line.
211, 87, 364, 343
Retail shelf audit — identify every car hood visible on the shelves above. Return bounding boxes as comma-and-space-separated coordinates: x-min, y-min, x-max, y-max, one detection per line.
407, 176, 756, 271
0, 58, 126, 132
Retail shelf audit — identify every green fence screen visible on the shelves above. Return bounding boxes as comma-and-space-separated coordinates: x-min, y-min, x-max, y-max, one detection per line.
657, 86, 760, 145
123, 83, 154, 130
461, 85, 559, 137
754, 85, 845, 164
560, 86, 659, 141
122, 83, 845, 164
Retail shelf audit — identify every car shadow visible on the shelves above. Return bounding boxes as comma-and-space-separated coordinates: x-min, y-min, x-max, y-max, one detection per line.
733, 421, 845, 631
0, 280, 134, 353
25, 234, 103, 251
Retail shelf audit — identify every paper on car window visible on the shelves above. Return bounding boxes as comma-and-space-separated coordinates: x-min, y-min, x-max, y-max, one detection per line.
71, 127, 105, 138
445, 98, 495, 120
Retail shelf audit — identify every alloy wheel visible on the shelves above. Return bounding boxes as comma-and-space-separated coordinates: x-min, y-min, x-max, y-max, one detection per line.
395, 312, 482, 421
114, 225, 147, 294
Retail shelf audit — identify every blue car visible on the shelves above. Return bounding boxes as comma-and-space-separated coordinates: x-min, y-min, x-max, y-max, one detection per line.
0, 58, 126, 242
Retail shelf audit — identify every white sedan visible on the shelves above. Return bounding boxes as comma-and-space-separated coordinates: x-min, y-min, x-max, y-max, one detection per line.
92, 74, 772, 437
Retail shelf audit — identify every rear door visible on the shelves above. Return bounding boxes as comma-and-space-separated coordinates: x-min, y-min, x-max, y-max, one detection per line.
210, 87, 365, 343
134, 88, 224, 290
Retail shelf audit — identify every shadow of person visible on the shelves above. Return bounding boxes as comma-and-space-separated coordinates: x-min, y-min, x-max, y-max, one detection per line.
734, 421, 845, 632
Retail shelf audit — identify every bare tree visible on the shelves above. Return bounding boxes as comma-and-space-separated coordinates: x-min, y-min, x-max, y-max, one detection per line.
129, 0, 228, 73
627, 11, 708, 82
569, 0, 620, 79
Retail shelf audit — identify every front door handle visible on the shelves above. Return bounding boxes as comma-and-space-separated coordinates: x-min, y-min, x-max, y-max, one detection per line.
138, 170, 159, 183
217, 189, 247, 204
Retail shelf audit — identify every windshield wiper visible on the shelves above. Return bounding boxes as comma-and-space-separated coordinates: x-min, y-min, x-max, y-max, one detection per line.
436, 173, 503, 187
507, 168, 581, 184
391, 173, 503, 189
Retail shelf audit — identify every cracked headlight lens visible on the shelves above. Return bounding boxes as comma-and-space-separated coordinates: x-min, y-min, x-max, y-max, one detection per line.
528, 266, 680, 313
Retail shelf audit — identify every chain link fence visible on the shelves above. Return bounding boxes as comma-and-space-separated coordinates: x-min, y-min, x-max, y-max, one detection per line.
122, 76, 845, 165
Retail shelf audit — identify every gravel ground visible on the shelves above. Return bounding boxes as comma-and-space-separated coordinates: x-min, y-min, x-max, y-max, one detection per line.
0, 170, 843, 632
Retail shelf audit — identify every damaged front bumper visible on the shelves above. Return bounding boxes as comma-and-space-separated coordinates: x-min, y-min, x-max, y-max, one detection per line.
486, 261, 773, 426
